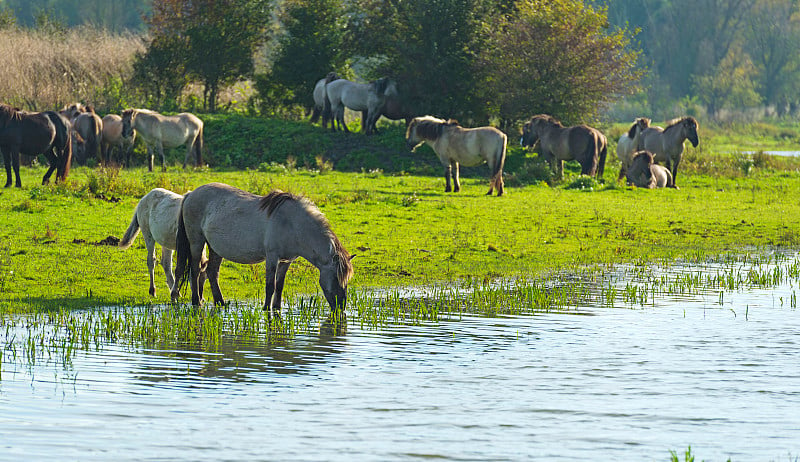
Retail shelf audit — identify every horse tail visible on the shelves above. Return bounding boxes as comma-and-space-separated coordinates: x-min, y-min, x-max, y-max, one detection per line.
492, 135, 507, 193
118, 210, 140, 250
597, 136, 608, 178
60, 121, 72, 181
193, 125, 204, 166
310, 107, 321, 124
174, 196, 192, 295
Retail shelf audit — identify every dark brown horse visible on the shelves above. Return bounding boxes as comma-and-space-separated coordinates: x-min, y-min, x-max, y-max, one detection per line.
0, 105, 72, 188
520, 114, 608, 179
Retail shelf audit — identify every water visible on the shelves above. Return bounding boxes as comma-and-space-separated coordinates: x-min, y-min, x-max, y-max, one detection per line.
3, 258, 800, 461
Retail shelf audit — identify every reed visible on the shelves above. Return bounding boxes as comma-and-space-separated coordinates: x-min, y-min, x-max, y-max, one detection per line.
0, 26, 144, 111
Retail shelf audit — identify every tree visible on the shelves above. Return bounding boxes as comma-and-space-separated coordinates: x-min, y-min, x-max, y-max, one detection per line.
143, 0, 270, 112
479, 0, 643, 125
745, 0, 800, 116
347, 0, 490, 121
263, 0, 347, 112
692, 46, 761, 119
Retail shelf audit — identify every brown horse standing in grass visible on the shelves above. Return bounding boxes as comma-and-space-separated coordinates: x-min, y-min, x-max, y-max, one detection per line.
0, 104, 72, 187
520, 114, 608, 179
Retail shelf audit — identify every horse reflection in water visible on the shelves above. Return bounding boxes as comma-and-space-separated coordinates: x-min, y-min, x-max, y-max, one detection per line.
173, 183, 354, 328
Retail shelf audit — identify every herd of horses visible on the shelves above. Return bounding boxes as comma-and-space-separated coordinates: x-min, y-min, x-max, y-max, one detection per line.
1, 80, 701, 323
0, 102, 204, 188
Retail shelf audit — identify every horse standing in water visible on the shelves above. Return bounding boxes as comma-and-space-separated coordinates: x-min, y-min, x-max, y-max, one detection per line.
173, 183, 354, 323
406, 116, 506, 196
633, 116, 699, 189
616, 117, 651, 179
0, 104, 72, 187
520, 114, 608, 179
121, 109, 203, 171
119, 188, 206, 298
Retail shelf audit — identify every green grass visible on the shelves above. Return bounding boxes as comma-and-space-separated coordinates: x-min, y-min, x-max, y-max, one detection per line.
2, 115, 800, 315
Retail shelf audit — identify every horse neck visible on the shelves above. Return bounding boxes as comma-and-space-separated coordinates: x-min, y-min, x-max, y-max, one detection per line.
662, 124, 687, 149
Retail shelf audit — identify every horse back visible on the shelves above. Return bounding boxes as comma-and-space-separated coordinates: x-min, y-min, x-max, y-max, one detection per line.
182, 183, 270, 264
0, 111, 57, 154
139, 188, 184, 249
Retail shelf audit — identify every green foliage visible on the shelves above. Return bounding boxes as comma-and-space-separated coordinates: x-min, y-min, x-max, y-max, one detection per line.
347, 0, 489, 120
141, 0, 271, 112
132, 34, 191, 111
480, 0, 643, 125
260, 0, 348, 112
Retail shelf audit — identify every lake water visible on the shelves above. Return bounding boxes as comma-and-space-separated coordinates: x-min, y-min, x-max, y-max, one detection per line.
2, 255, 800, 461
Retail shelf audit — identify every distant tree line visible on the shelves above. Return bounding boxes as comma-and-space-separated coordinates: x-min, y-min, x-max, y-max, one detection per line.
0, 0, 147, 31
600, 0, 800, 119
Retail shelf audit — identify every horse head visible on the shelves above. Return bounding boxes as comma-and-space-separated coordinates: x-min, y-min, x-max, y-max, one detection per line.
406, 116, 445, 151
520, 120, 539, 147
121, 109, 136, 138
627, 117, 651, 139
627, 151, 656, 188
682, 117, 699, 147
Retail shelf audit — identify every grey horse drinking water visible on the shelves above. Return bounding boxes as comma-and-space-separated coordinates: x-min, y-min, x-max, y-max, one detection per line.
172, 183, 354, 322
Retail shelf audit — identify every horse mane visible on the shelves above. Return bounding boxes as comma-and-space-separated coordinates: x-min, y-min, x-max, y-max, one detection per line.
0, 104, 16, 124
531, 114, 563, 127
324, 72, 339, 84
627, 117, 651, 138
372, 77, 390, 95
258, 189, 354, 285
258, 190, 300, 216
408, 116, 447, 141
664, 116, 698, 133
631, 150, 654, 165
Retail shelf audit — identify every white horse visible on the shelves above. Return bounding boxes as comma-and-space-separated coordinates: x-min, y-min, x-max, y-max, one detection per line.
406, 116, 507, 196
172, 183, 354, 322
310, 72, 339, 129
101, 114, 136, 167
633, 116, 699, 189
121, 109, 203, 171
119, 188, 206, 298
325, 77, 397, 134
616, 117, 651, 179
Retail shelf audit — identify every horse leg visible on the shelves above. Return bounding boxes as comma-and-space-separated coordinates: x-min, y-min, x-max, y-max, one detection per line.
158, 142, 167, 172
670, 157, 681, 189
161, 247, 175, 297
147, 145, 154, 172
42, 151, 57, 186
443, 164, 452, 192
264, 259, 291, 319
452, 161, 461, 192
183, 143, 192, 169
144, 234, 158, 297
3, 149, 13, 188
205, 248, 225, 306
339, 107, 349, 133
557, 159, 564, 180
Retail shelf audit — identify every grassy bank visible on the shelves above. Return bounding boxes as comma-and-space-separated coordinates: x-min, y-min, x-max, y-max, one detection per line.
2, 128, 800, 313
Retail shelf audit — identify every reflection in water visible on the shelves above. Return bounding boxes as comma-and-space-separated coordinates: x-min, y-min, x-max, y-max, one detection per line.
2, 253, 800, 461
133, 333, 347, 385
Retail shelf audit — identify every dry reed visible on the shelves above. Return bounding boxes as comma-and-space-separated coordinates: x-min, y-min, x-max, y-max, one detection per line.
0, 26, 145, 112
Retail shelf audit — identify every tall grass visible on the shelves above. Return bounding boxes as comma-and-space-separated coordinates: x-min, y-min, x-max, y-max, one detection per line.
0, 26, 144, 111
